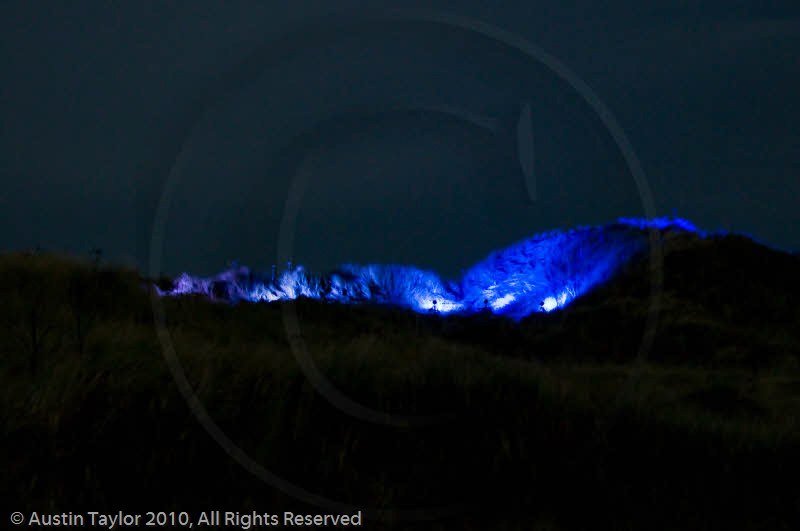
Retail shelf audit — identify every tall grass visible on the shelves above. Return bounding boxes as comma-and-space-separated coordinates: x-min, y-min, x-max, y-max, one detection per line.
1, 251, 798, 530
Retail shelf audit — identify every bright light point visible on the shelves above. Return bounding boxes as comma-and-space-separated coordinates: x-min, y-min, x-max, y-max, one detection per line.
542, 297, 558, 312
416, 297, 462, 313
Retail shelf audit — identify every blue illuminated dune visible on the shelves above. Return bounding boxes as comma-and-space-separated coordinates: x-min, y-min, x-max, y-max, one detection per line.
157, 217, 706, 320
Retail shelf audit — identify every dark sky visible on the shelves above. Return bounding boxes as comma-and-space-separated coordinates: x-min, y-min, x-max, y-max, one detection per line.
2, 1, 798, 278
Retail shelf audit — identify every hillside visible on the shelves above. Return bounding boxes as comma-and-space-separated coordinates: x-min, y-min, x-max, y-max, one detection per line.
1, 230, 799, 530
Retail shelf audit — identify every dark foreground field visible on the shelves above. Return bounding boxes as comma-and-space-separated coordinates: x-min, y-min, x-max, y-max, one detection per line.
2, 232, 799, 530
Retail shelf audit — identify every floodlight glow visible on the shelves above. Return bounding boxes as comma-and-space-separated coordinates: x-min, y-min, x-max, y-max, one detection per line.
156, 217, 707, 320
491, 293, 516, 310
541, 297, 558, 312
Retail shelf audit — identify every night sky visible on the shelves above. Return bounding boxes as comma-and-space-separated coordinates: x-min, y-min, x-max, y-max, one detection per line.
2, 2, 798, 279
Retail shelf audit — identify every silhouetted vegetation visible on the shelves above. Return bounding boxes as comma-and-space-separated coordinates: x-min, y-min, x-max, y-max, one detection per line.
1, 232, 799, 530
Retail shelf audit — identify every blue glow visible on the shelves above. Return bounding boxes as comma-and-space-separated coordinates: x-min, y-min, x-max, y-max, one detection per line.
156, 217, 718, 320
616, 216, 702, 234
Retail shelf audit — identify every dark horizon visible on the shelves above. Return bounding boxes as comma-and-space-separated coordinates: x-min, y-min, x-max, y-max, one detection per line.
2, 5, 799, 526
2, 2, 798, 278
